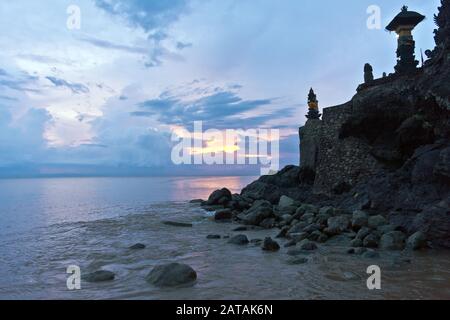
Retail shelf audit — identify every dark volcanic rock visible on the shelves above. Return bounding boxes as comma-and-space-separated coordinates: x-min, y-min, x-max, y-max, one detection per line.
262, 237, 280, 252
83, 270, 115, 283
363, 233, 380, 248
206, 188, 232, 206
129, 243, 146, 250
146, 263, 197, 287
237, 200, 274, 226
298, 239, 318, 251
286, 257, 308, 265
214, 208, 233, 221
406, 231, 427, 250
379, 231, 406, 250
211, 9, 450, 247
228, 234, 249, 245
163, 221, 193, 228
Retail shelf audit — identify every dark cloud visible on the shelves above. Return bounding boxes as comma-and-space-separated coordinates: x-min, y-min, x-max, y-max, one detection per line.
0, 73, 39, 93
46, 77, 89, 94
133, 86, 296, 130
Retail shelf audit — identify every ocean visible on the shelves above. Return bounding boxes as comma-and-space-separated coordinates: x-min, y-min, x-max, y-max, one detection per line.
0, 176, 449, 300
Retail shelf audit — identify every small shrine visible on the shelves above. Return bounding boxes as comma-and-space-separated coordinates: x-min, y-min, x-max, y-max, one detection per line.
386, 6, 425, 73
306, 88, 321, 120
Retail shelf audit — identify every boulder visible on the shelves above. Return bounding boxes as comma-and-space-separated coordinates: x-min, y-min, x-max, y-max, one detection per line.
308, 230, 328, 243
281, 214, 293, 224
284, 240, 297, 247
260, 218, 276, 229
368, 215, 388, 229
325, 215, 351, 235
434, 147, 450, 182
350, 238, 363, 247
237, 200, 274, 226
129, 243, 146, 250
276, 226, 290, 238
286, 257, 308, 265
315, 213, 332, 226
406, 231, 427, 250
163, 221, 193, 228
362, 250, 380, 259
298, 239, 318, 251
351, 210, 368, 230
279, 205, 297, 215
83, 270, 115, 283
214, 208, 233, 221
206, 188, 232, 206
319, 206, 335, 216
379, 231, 406, 250
363, 233, 380, 248
290, 232, 308, 242
146, 263, 197, 287
228, 234, 249, 245
355, 227, 371, 240
262, 237, 280, 252
278, 195, 295, 209
377, 224, 397, 234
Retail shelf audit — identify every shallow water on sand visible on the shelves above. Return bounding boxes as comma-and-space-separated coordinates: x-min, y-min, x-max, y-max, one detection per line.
0, 177, 449, 300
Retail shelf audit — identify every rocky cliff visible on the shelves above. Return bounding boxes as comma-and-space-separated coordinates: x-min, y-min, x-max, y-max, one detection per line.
235, 2, 450, 248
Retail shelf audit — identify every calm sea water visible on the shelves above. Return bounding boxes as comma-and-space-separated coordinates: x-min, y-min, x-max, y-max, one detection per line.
0, 176, 449, 300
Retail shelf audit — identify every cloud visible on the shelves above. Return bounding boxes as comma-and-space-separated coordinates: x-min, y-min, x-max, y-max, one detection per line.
77, 34, 148, 55
0, 106, 52, 166
94, 0, 189, 33
0, 70, 40, 93
45, 77, 90, 94
133, 84, 296, 130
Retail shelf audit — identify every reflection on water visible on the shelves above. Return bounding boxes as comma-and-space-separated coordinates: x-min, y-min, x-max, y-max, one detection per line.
0, 176, 256, 235
0, 177, 449, 300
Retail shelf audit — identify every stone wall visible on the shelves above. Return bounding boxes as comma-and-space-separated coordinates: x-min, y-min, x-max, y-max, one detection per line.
299, 101, 381, 195
299, 119, 322, 169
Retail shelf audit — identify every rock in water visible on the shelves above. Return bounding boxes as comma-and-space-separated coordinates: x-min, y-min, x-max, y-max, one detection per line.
129, 243, 146, 250
214, 208, 233, 221
379, 231, 406, 250
237, 200, 274, 226
83, 270, 115, 283
206, 235, 221, 239
287, 257, 308, 265
363, 233, 380, 248
406, 231, 427, 250
162, 221, 193, 228
262, 237, 280, 252
228, 234, 249, 245
298, 239, 318, 251
146, 263, 197, 287
206, 188, 232, 206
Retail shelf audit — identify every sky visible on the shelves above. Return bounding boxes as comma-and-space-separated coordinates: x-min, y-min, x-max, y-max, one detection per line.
0, 0, 442, 177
